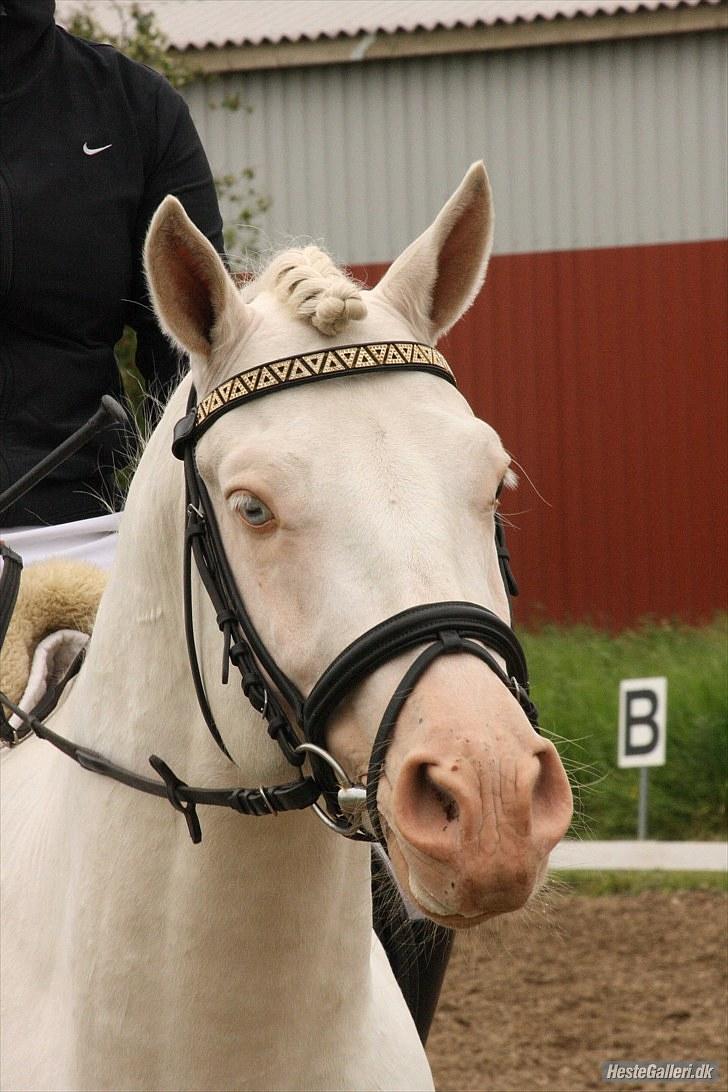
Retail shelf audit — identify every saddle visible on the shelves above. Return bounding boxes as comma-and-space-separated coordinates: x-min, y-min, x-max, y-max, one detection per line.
0, 556, 106, 732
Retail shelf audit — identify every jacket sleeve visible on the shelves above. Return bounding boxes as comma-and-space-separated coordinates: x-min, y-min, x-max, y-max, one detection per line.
125, 77, 225, 403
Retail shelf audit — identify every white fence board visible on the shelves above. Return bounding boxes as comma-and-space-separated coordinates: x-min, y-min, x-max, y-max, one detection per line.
551, 840, 728, 871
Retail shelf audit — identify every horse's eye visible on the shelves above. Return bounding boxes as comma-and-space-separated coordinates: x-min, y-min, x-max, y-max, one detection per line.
235, 492, 274, 527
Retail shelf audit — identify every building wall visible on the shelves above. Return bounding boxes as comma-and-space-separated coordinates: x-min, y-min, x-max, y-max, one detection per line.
185, 32, 726, 260
183, 31, 728, 627
351, 241, 727, 629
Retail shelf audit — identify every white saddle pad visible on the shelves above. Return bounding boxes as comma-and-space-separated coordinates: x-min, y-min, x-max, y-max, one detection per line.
0, 512, 121, 571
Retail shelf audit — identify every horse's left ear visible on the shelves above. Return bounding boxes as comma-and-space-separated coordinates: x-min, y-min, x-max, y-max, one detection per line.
373, 161, 494, 343
144, 196, 250, 385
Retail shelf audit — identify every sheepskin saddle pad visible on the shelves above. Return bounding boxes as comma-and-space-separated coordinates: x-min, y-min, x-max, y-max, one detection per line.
0, 559, 106, 723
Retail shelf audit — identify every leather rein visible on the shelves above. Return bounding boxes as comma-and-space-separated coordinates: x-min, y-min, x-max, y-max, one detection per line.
0, 341, 539, 845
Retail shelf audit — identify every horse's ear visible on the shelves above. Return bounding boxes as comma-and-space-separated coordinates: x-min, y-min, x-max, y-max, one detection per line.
144, 196, 248, 382
373, 161, 494, 342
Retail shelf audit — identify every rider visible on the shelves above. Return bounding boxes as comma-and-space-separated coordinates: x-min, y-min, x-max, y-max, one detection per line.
0, 0, 224, 556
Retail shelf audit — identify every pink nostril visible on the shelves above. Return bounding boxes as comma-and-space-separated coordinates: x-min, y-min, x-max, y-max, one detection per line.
414, 763, 460, 823
401, 762, 460, 829
531, 740, 574, 853
391, 739, 573, 867
391, 755, 476, 862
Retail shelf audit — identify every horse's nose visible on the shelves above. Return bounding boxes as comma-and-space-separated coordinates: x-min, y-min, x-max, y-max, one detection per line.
389, 734, 573, 917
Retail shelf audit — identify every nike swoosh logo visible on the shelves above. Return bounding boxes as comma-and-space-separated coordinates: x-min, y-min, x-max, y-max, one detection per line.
83, 142, 112, 156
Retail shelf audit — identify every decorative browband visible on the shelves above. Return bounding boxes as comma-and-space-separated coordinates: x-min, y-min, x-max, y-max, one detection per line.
193, 341, 456, 433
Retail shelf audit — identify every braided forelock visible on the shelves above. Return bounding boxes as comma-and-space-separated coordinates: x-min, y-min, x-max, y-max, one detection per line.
255, 245, 367, 336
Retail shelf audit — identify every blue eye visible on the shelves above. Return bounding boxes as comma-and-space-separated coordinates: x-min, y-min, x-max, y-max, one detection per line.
236, 492, 274, 527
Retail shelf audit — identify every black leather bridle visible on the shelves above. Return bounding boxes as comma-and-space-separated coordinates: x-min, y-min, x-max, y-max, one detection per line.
0, 340, 539, 846
172, 340, 539, 842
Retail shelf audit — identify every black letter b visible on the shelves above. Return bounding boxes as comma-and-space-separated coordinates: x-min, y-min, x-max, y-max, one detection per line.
624, 689, 659, 755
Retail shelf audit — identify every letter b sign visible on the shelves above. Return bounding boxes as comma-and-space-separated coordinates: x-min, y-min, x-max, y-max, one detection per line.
618, 677, 667, 768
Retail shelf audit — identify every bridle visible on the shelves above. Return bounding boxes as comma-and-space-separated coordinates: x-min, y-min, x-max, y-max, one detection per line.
0, 340, 539, 846
175, 339, 539, 841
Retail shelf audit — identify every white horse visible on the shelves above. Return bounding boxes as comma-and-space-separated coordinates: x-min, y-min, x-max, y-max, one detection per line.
0, 163, 572, 1092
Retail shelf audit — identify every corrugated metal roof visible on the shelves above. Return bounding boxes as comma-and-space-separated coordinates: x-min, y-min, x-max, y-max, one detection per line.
55, 0, 723, 50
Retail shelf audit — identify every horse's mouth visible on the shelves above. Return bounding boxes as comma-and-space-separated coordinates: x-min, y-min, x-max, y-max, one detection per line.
385, 827, 550, 929
422, 908, 498, 929
406, 881, 527, 928
407, 883, 540, 929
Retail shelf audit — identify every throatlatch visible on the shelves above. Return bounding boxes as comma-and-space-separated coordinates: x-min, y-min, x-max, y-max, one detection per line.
0, 341, 539, 846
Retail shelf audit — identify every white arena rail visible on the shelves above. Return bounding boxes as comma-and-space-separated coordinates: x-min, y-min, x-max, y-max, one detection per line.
550, 840, 728, 871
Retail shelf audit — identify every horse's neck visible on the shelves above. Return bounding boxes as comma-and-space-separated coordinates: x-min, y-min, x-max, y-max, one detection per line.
43, 383, 374, 1074
57, 384, 185, 760
63, 381, 237, 771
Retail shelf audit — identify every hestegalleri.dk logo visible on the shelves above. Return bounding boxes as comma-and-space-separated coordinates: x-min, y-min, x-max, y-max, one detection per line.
602, 1061, 719, 1083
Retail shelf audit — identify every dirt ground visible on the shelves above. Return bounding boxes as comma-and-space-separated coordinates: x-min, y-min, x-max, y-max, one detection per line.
426, 890, 727, 1092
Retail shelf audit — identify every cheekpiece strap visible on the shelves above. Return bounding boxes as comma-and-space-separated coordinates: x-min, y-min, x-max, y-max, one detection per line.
172, 410, 197, 460
173, 342, 455, 456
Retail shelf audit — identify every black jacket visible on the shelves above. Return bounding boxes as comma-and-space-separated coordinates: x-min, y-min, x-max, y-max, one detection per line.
0, 0, 224, 527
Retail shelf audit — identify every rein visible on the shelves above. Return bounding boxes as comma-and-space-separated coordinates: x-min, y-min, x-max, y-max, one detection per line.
0, 341, 539, 846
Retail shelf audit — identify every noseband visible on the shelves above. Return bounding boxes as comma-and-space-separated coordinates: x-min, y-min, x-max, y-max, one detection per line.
173, 341, 539, 842
1, 341, 539, 846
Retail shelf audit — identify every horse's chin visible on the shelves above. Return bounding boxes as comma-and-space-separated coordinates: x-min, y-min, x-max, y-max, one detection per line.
386, 833, 550, 931
405, 885, 534, 930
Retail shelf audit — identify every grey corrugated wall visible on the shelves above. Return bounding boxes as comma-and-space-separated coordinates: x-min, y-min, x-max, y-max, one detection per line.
182, 31, 727, 263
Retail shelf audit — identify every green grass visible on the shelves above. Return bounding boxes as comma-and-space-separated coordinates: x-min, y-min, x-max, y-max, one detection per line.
521, 618, 727, 841
551, 870, 727, 895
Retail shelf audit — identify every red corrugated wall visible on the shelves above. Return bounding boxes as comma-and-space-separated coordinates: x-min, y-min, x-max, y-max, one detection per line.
350, 239, 728, 629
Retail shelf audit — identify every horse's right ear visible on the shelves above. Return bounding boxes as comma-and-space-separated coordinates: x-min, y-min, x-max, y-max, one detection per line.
144, 196, 248, 382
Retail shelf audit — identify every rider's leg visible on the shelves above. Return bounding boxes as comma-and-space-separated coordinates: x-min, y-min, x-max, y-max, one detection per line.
371, 847, 453, 1045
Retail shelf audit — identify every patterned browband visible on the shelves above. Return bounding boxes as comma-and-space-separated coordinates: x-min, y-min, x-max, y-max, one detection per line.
185, 341, 456, 444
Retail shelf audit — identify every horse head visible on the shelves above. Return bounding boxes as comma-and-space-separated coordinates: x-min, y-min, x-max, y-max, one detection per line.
144, 162, 572, 928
